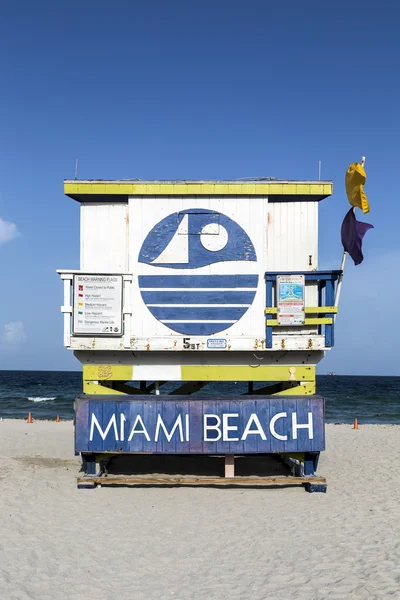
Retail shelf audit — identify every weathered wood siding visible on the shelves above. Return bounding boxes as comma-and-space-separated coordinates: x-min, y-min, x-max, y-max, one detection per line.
75, 395, 325, 454
80, 202, 129, 272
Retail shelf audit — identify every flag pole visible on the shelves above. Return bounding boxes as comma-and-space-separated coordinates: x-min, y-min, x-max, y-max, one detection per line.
334, 156, 366, 322
334, 251, 347, 322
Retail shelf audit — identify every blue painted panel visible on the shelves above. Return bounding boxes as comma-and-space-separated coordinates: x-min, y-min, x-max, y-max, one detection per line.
142, 399, 156, 453
176, 400, 190, 454
240, 398, 257, 453
138, 209, 257, 269
127, 400, 145, 453
75, 397, 89, 454
161, 400, 178, 454
215, 400, 226, 454
228, 399, 245, 454
281, 397, 298, 454
266, 271, 341, 281
294, 398, 314, 452
149, 306, 249, 321
138, 275, 259, 289
325, 279, 335, 347
268, 396, 285, 451
202, 399, 217, 454
89, 399, 105, 451
256, 398, 271, 453
140, 291, 256, 304
189, 399, 204, 453
76, 395, 325, 454
118, 400, 131, 450
266, 279, 273, 349
102, 400, 118, 452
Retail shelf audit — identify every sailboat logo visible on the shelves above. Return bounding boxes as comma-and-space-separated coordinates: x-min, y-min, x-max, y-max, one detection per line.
138, 209, 258, 335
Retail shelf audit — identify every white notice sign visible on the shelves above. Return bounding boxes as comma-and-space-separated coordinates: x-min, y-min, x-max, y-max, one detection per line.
277, 274, 305, 326
73, 275, 123, 336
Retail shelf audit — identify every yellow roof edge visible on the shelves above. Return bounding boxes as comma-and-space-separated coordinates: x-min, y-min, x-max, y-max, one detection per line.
64, 180, 333, 199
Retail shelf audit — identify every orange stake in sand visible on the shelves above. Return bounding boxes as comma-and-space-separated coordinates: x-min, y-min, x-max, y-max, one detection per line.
56, 415, 61, 423
353, 418, 359, 429
27, 412, 33, 424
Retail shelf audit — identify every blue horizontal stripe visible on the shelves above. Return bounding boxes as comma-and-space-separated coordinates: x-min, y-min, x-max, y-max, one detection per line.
148, 306, 249, 320
163, 322, 233, 335
138, 274, 259, 288
141, 291, 256, 304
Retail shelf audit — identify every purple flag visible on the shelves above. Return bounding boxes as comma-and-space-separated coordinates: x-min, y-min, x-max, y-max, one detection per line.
341, 208, 373, 265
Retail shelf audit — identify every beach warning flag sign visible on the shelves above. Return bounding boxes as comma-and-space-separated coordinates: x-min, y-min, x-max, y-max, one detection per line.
341, 208, 373, 265
345, 162, 370, 214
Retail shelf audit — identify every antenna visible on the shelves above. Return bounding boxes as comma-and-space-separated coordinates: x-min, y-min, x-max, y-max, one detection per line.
318, 160, 321, 181
75, 159, 79, 180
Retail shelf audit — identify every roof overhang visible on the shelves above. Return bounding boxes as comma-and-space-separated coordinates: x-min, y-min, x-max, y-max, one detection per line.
64, 180, 333, 202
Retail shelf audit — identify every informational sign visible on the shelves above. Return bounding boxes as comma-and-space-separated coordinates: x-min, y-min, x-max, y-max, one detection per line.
75, 395, 325, 454
207, 339, 227, 349
73, 275, 123, 336
277, 274, 305, 326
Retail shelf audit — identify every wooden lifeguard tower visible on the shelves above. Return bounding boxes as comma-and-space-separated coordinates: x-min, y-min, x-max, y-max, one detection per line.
58, 178, 340, 491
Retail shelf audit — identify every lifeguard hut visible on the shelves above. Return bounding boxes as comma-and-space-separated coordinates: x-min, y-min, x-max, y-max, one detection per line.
58, 178, 340, 491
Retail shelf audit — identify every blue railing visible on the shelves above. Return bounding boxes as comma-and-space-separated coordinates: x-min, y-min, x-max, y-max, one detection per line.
265, 271, 342, 349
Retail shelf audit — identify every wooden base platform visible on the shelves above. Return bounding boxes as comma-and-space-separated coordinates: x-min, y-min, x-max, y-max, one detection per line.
77, 474, 327, 492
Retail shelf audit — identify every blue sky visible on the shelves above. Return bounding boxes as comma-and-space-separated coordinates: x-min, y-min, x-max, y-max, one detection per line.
0, 0, 398, 374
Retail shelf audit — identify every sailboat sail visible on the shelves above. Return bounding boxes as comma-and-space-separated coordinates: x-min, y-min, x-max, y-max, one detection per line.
151, 214, 189, 264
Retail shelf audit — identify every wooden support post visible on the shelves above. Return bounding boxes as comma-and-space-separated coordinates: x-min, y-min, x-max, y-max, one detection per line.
82, 453, 97, 476
304, 452, 319, 476
225, 455, 235, 478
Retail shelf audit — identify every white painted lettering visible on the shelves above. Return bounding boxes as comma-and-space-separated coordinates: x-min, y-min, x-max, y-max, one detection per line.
269, 412, 288, 441
241, 413, 267, 441
128, 415, 151, 441
222, 413, 239, 441
90, 413, 118, 441
292, 412, 314, 440
185, 414, 190, 442
203, 414, 222, 442
120, 413, 126, 441
155, 414, 184, 442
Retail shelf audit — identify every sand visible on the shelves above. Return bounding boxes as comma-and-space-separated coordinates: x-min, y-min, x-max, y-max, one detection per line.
0, 420, 399, 600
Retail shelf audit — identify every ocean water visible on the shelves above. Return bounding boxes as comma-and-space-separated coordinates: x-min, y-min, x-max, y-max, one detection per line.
0, 370, 399, 424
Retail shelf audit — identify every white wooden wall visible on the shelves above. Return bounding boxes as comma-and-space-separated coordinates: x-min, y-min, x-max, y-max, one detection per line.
128, 195, 267, 346
266, 201, 319, 332
74, 197, 320, 349
80, 203, 129, 272
266, 201, 318, 271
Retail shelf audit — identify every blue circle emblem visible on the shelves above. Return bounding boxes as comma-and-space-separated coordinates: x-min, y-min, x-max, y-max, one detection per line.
138, 209, 258, 335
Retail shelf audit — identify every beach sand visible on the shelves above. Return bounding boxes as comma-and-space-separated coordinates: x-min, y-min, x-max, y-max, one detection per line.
0, 421, 399, 600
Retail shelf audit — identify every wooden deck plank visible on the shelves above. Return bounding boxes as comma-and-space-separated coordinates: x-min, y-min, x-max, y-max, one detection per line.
77, 475, 326, 487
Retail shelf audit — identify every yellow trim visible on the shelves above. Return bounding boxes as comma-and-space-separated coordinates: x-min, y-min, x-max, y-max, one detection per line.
267, 317, 332, 326
305, 306, 337, 314
273, 382, 316, 395
64, 181, 332, 198
83, 381, 126, 395
266, 306, 337, 315
181, 365, 315, 382
281, 452, 305, 461
83, 365, 133, 381
94, 453, 121, 462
